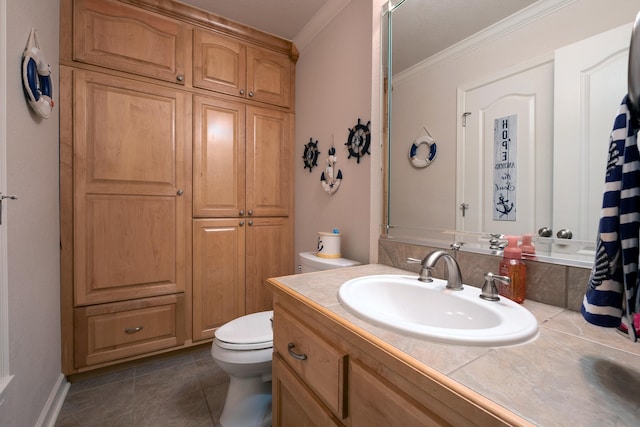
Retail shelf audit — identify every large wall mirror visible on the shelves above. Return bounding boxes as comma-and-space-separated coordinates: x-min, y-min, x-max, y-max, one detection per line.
385, 0, 640, 267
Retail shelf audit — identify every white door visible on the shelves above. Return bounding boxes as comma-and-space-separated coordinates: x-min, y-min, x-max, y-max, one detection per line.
553, 23, 631, 242
457, 58, 553, 237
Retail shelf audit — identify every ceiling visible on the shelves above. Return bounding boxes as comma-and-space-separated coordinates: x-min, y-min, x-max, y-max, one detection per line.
391, 0, 538, 73
177, 0, 329, 41
177, 0, 539, 71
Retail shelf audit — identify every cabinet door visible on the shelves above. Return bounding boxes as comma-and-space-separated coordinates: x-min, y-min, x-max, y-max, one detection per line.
246, 106, 292, 217
193, 96, 246, 217
272, 354, 343, 427
350, 360, 448, 427
193, 29, 246, 97
73, 0, 189, 84
247, 46, 292, 108
246, 218, 293, 314
73, 70, 190, 305
192, 219, 246, 341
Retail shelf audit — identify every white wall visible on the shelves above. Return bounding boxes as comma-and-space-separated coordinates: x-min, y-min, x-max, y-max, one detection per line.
294, 0, 379, 266
0, 0, 63, 425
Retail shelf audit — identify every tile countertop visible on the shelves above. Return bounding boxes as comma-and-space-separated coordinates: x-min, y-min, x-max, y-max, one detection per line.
269, 264, 640, 427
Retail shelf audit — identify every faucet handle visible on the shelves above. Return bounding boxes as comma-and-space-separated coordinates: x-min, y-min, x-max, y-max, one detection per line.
450, 242, 462, 258
479, 272, 510, 301
406, 257, 433, 282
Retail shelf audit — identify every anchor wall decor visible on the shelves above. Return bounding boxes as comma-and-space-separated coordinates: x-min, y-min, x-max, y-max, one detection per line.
320, 143, 342, 195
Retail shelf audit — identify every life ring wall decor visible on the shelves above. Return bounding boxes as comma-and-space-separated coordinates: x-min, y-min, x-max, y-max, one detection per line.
22, 28, 54, 119
409, 135, 437, 168
345, 118, 371, 163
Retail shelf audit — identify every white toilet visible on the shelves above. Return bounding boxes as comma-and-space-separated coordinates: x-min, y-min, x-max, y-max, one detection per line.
211, 252, 360, 427
297, 251, 361, 273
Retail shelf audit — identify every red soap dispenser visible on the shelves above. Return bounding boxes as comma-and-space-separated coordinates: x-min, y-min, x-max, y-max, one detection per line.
499, 236, 526, 303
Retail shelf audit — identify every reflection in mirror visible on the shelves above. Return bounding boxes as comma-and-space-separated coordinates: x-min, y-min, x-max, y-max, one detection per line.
385, 0, 640, 267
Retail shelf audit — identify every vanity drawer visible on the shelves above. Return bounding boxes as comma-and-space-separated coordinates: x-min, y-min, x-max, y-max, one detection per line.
273, 304, 348, 419
273, 353, 342, 427
74, 294, 185, 368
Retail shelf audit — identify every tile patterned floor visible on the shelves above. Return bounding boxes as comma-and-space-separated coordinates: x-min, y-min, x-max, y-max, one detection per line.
55, 345, 229, 427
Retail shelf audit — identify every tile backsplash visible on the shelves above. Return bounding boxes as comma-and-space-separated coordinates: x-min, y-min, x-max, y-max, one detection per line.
378, 237, 591, 311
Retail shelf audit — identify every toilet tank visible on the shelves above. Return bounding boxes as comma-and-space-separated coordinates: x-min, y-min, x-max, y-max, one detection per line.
298, 251, 360, 273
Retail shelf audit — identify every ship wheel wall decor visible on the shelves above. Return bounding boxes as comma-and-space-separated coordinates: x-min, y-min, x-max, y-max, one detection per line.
345, 118, 371, 164
302, 137, 320, 172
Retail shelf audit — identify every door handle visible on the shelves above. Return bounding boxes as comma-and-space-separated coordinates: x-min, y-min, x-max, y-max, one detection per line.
0, 193, 18, 225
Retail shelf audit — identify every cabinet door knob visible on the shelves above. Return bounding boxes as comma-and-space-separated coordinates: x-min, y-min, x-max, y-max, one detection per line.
239, 210, 245, 216
239, 220, 245, 227
287, 343, 307, 361
248, 209, 253, 216
248, 220, 253, 226
248, 91, 254, 97
176, 189, 184, 196
239, 89, 245, 95
176, 74, 184, 82
125, 326, 143, 334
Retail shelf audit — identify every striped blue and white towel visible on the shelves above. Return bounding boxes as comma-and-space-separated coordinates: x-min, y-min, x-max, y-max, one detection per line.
582, 95, 639, 342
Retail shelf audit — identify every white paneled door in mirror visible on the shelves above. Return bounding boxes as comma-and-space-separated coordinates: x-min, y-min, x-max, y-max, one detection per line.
553, 23, 631, 243
457, 58, 553, 237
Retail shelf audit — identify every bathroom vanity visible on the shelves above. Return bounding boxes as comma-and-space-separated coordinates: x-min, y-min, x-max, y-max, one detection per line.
267, 264, 640, 427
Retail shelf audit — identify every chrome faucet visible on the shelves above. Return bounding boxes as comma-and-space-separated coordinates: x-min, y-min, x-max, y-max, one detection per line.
408, 249, 464, 291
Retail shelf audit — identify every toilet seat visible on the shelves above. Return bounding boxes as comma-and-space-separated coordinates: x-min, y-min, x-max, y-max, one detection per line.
215, 310, 274, 351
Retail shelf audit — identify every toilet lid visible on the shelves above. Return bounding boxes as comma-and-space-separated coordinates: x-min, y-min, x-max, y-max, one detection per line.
215, 310, 273, 350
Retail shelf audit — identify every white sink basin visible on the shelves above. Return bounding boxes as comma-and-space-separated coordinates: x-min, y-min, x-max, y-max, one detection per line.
338, 274, 539, 347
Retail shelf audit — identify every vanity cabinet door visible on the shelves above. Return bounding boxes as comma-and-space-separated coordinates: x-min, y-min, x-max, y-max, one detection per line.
272, 354, 343, 427
350, 360, 448, 427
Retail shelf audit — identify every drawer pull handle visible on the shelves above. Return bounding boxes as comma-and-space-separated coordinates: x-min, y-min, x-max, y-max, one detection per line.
287, 343, 307, 361
125, 326, 144, 334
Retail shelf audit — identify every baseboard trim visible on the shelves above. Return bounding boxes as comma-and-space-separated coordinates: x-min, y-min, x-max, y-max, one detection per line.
36, 373, 70, 427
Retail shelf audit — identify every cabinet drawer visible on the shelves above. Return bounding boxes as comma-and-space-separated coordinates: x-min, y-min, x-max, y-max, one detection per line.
75, 294, 185, 368
73, 0, 189, 84
273, 353, 342, 427
274, 304, 347, 419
